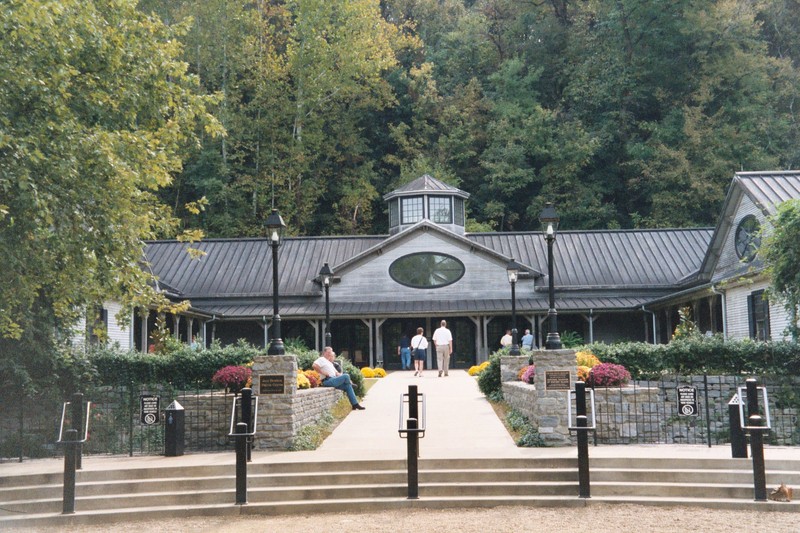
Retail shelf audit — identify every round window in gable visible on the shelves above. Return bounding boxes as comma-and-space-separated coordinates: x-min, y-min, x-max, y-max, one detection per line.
389, 253, 465, 289
734, 215, 761, 262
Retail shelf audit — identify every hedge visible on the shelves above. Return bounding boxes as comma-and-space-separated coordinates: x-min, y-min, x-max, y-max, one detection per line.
584, 336, 800, 378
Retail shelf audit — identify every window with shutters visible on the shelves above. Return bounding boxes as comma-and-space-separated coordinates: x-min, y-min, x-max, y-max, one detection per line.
747, 290, 770, 341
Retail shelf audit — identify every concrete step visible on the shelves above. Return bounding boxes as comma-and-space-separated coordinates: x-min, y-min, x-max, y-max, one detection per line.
2, 456, 799, 529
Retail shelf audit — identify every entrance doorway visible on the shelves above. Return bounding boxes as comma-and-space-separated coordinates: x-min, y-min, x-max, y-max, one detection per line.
381, 317, 476, 370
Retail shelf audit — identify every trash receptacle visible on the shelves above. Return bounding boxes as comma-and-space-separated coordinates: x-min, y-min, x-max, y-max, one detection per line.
165, 400, 185, 457
728, 394, 747, 459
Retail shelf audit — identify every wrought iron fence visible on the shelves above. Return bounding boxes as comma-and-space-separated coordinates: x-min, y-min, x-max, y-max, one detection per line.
1, 383, 236, 462
591, 374, 800, 446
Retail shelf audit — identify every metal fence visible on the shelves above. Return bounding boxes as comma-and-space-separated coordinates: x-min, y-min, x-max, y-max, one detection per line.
591, 374, 800, 446
1, 383, 236, 462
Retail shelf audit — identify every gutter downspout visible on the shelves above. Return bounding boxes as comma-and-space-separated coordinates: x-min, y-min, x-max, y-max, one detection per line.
641, 306, 657, 345
710, 284, 727, 338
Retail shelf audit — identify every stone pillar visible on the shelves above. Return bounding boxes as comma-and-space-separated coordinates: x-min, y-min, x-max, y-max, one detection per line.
251, 354, 297, 450
531, 349, 576, 445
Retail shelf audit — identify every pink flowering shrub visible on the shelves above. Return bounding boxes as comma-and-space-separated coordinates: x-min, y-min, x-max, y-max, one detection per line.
520, 365, 536, 384
586, 363, 631, 387
212, 365, 252, 392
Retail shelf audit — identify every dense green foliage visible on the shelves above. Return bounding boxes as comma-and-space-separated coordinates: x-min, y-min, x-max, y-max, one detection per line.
0, 0, 220, 392
585, 337, 800, 379
89, 341, 258, 388
762, 199, 800, 341
137, 0, 800, 237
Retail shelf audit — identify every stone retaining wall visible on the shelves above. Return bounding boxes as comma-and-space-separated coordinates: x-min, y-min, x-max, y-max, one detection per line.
251, 354, 343, 450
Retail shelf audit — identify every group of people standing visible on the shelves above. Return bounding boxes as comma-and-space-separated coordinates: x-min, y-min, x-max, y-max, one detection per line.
398, 320, 453, 377
500, 328, 537, 350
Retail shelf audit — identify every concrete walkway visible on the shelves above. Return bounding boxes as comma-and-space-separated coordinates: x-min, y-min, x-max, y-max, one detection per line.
1, 369, 797, 476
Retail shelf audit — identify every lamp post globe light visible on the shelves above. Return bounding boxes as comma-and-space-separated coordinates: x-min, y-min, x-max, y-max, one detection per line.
266, 209, 286, 355
506, 258, 521, 356
319, 262, 333, 347
539, 202, 562, 350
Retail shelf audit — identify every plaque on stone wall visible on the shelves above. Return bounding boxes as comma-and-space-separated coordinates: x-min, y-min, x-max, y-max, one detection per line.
259, 375, 285, 394
545, 370, 571, 391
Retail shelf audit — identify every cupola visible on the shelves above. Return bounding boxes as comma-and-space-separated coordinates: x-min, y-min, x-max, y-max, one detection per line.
383, 174, 470, 235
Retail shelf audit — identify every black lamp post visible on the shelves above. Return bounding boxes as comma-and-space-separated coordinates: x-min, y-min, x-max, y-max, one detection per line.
507, 258, 521, 356
319, 262, 333, 347
266, 209, 286, 355
539, 202, 562, 349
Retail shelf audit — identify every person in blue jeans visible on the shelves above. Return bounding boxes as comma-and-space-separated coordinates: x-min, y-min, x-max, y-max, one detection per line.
398, 333, 412, 370
313, 347, 365, 410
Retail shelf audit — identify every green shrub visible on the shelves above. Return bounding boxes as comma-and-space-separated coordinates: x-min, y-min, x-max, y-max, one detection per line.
478, 354, 502, 397
583, 337, 800, 378
559, 330, 584, 348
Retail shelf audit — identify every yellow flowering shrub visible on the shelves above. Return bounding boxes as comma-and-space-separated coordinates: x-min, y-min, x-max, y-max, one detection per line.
296, 371, 310, 389
360, 367, 375, 378
468, 361, 492, 376
576, 351, 601, 368
373, 367, 387, 378
577, 365, 591, 382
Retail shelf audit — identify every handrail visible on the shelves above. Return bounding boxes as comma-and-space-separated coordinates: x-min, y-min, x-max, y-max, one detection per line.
737, 385, 771, 431
228, 395, 259, 438
398, 391, 426, 438
57, 400, 91, 444
567, 389, 597, 432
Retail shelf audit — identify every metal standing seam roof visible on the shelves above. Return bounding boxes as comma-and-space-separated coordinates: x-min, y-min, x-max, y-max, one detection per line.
735, 171, 800, 214
196, 296, 654, 320
143, 227, 712, 318
382, 174, 470, 200
144, 236, 385, 299
467, 228, 713, 288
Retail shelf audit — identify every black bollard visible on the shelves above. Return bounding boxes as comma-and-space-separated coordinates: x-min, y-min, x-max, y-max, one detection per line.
406, 417, 419, 499
62, 429, 78, 514
70, 393, 84, 470
575, 382, 591, 499
745, 379, 767, 501
728, 396, 747, 459
235, 422, 248, 505
407, 385, 419, 499
241, 388, 253, 462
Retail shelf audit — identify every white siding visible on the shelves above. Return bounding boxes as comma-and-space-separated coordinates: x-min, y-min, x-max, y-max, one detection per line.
334, 231, 523, 303
713, 195, 764, 279
104, 300, 132, 350
723, 280, 790, 341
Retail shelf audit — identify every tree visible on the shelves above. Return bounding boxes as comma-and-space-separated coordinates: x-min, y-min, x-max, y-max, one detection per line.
762, 200, 800, 341
0, 0, 221, 392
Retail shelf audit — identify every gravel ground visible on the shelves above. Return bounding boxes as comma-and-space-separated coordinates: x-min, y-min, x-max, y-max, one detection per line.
20, 504, 798, 533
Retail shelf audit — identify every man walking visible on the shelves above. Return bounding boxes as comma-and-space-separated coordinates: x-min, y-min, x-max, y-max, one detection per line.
432, 320, 453, 377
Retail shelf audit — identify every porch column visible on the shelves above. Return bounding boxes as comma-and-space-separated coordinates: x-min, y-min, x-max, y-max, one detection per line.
140, 312, 148, 352
360, 318, 374, 367
468, 316, 482, 362
581, 310, 596, 344
375, 318, 387, 366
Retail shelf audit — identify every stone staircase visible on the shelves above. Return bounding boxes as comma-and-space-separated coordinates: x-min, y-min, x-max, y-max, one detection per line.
1, 456, 798, 529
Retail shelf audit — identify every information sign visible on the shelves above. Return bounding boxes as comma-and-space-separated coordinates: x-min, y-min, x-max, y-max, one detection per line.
677, 386, 698, 416
140, 395, 160, 425
545, 370, 571, 391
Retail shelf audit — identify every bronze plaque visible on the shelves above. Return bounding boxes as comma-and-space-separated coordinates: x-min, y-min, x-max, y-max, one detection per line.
259, 375, 285, 395
545, 370, 571, 391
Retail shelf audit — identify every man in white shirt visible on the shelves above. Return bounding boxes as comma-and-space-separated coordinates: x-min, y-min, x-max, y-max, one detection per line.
313, 347, 365, 410
432, 320, 453, 377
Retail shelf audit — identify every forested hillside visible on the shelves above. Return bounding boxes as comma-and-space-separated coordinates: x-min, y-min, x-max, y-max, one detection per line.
141, 0, 800, 236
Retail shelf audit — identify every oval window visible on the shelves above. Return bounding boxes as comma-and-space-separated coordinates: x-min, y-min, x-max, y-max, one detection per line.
389, 253, 465, 289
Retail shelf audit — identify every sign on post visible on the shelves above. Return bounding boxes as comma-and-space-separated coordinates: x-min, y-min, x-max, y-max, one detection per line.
677, 386, 698, 416
140, 395, 160, 425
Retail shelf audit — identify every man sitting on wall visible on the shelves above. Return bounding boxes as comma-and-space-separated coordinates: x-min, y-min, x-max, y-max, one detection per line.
313, 346, 366, 410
